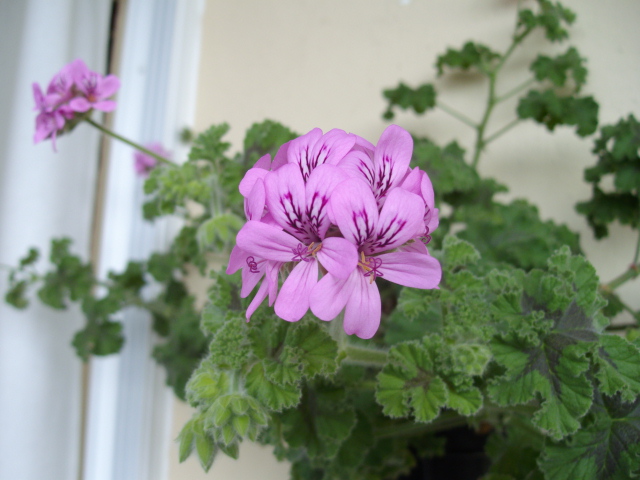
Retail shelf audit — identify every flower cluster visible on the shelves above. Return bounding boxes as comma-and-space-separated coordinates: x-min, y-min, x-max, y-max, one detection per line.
228, 125, 441, 339
33, 59, 120, 150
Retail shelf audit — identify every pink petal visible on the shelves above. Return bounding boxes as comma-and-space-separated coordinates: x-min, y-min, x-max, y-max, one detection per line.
264, 163, 308, 237
315, 237, 357, 279
241, 262, 266, 297
246, 279, 269, 321
266, 261, 282, 305
99, 75, 120, 98
310, 129, 356, 167
227, 245, 247, 274
236, 220, 300, 262
253, 153, 271, 170
287, 128, 323, 177
271, 140, 290, 171
69, 97, 92, 112
376, 251, 441, 289
420, 170, 435, 208
343, 271, 381, 339
274, 259, 318, 321
338, 150, 375, 187
373, 124, 413, 198
330, 178, 379, 248
244, 178, 265, 220
309, 273, 352, 321
239, 167, 268, 197
400, 167, 422, 196
305, 164, 350, 238
366, 187, 424, 254
92, 100, 117, 112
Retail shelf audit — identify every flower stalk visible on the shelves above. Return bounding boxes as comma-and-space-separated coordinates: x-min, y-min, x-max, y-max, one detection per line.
85, 117, 174, 166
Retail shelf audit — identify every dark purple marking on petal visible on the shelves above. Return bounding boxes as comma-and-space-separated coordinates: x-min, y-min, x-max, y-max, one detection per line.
351, 208, 375, 247
279, 191, 307, 237
374, 154, 394, 200
367, 213, 408, 251
305, 191, 330, 238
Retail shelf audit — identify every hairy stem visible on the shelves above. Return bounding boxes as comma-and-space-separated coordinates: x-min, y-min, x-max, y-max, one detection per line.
471, 24, 532, 168
85, 117, 174, 166
495, 77, 536, 103
602, 265, 640, 292
484, 117, 522, 145
437, 101, 479, 129
343, 344, 388, 367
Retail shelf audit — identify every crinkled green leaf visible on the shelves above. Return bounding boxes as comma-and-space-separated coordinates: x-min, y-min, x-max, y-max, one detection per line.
530, 47, 587, 92
517, 0, 576, 42
288, 321, 338, 379
517, 90, 598, 137
245, 362, 301, 411
382, 82, 436, 120
436, 41, 501, 76
281, 382, 356, 460
188, 123, 231, 163
540, 392, 640, 480
196, 213, 244, 251
594, 335, 640, 402
71, 319, 124, 361
576, 115, 640, 238
208, 314, 252, 370
489, 293, 599, 439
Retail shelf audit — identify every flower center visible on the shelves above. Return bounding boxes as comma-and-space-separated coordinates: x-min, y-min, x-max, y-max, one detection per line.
357, 251, 383, 283
291, 242, 322, 262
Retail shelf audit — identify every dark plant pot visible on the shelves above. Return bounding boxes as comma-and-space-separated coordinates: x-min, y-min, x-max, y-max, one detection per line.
399, 427, 491, 480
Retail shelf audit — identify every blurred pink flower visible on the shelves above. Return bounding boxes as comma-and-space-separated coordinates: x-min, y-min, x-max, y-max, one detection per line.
134, 143, 171, 176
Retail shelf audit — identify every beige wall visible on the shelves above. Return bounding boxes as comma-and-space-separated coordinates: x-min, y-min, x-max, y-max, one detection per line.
169, 1, 640, 478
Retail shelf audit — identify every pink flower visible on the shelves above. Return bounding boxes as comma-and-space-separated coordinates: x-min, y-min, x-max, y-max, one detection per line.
32, 59, 120, 150
134, 143, 171, 176
309, 179, 441, 339
236, 163, 358, 322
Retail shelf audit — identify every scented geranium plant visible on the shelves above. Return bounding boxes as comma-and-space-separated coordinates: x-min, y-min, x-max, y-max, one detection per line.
4, 1, 640, 479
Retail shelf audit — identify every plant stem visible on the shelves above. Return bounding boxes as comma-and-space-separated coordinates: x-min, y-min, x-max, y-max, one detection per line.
329, 312, 347, 352
85, 117, 174, 166
343, 344, 388, 367
471, 26, 531, 168
484, 118, 521, 145
602, 265, 640, 292
436, 101, 479, 129
495, 77, 536, 103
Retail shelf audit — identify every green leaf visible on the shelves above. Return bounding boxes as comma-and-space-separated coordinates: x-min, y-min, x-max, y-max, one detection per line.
196, 213, 244, 251
382, 83, 436, 120
177, 418, 196, 462
242, 119, 298, 167
540, 392, 640, 480
188, 124, 231, 163
19, 248, 40, 267
436, 41, 501, 76
517, 89, 598, 137
208, 314, 252, 370
245, 362, 301, 411
530, 47, 587, 92
71, 320, 125, 361
517, 0, 576, 42
594, 335, 640, 402
443, 235, 480, 270
576, 115, 640, 238
488, 295, 599, 439
281, 382, 357, 460
288, 321, 339, 379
